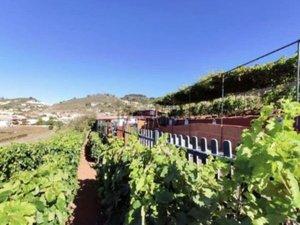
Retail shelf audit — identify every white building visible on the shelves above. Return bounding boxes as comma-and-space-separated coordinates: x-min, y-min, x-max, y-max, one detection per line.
27, 118, 39, 125
0, 120, 10, 128
0, 115, 12, 128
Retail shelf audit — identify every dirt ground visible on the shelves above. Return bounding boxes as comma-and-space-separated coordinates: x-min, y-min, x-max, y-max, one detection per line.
0, 125, 54, 146
70, 134, 103, 225
1, 127, 103, 224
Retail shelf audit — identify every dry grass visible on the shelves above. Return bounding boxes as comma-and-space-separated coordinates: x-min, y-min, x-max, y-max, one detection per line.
0, 125, 54, 146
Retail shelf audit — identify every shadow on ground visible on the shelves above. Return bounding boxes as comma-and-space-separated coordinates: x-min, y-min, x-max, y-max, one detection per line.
72, 179, 104, 225
84, 143, 94, 163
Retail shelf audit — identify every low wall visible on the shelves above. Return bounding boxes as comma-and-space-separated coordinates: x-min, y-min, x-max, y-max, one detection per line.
158, 123, 247, 151
191, 116, 257, 127
161, 116, 257, 127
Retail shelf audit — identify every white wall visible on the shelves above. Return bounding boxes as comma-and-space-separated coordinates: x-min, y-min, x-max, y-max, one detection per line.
0, 120, 10, 128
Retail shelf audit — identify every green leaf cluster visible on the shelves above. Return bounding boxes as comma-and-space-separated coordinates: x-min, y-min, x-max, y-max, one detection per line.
93, 99, 300, 225
218, 99, 300, 224
168, 84, 296, 117
157, 57, 297, 105
92, 131, 228, 224
0, 130, 84, 225
88, 131, 109, 163
169, 95, 262, 117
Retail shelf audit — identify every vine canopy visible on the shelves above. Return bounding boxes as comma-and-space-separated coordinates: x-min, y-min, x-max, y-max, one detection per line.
156, 57, 297, 105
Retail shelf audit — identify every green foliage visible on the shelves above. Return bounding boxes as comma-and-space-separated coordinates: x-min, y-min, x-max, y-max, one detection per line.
35, 117, 64, 130
95, 137, 129, 224
157, 56, 297, 105
0, 131, 84, 225
262, 83, 296, 106
193, 95, 262, 116
89, 131, 108, 163
93, 134, 228, 224
169, 95, 262, 117
36, 117, 44, 125
67, 115, 96, 132
0, 131, 83, 181
93, 100, 300, 225
126, 138, 228, 225
218, 99, 300, 224
0, 201, 36, 225
0, 143, 44, 181
168, 86, 297, 117
169, 105, 186, 117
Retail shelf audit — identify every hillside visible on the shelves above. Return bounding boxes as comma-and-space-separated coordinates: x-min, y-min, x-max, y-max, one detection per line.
0, 94, 155, 116
0, 97, 48, 114
50, 93, 155, 115
121, 94, 154, 104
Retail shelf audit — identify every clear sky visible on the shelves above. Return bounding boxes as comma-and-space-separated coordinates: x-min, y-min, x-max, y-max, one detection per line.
0, 0, 299, 104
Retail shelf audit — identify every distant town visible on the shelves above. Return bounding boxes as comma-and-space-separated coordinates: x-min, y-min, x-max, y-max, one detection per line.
0, 98, 83, 128
0, 94, 157, 128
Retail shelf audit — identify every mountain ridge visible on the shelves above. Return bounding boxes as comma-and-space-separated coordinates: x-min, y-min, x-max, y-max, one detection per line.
0, 93, 156, 115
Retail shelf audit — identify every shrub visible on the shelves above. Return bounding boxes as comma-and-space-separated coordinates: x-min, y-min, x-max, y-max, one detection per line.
93, 99, 300, 225
0, 130, 84, 225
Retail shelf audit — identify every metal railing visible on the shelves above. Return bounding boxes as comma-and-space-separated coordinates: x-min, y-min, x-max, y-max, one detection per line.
122, 128, 235, 165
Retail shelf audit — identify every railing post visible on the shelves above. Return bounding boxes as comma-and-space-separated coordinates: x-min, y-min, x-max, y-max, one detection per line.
168, 133, 173, 144
184, 135, 190, 148
297, 40, 300, 102
199, 137, 208, 152
191, 136, 198, 150
223, 140, 233, 158
173, 134, 178, 146
150, 130, 154, 147
296, 41, 300, 129
154, 130, 160, 145
211, 139, 219, 155
178, 135, 184, 147
147, 130, 150, 147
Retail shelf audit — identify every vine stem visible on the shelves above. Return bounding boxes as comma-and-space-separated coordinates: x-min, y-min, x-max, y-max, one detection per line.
141, 206, 146, 225
235, 185, 243, 219
280, 172, 292, 195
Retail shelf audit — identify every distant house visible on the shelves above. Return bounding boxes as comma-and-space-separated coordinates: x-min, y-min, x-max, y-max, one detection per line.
42, 116, 50, 122
0, 120, 10, 128
27, 118, 38, 125
96, 115, 128, 127
0, 115, 12, 128
11, 115, 26, 125
96, 115, 125, 122
56, 113, 82, 124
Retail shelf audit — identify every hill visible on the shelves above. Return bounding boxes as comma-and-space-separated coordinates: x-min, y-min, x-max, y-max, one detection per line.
50, 93, 155, 115
121, 94, 154, 103
0, 97, 48, 114
0, 93, 156, 116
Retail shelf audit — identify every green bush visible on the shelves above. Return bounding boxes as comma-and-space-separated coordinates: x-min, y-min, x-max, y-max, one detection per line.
93, 99, 300, 225
262, 83, 296, 106
217, 99, 300, 224
158, 57, 297, 105
170, 95, 262, 117
94, 137, 129, 224
0, 130, 84, 225
67, 115, 96, 132
92, 132, 228, 225
93, 134, 227, 225
89, 131, 108, 163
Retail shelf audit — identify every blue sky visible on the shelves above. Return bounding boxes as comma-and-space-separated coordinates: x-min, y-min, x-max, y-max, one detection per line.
0, 0, 299, 104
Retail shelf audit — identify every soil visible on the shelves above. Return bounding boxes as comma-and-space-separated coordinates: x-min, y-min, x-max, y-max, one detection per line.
0, 125, 54, 146
70, 134, 104, 225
